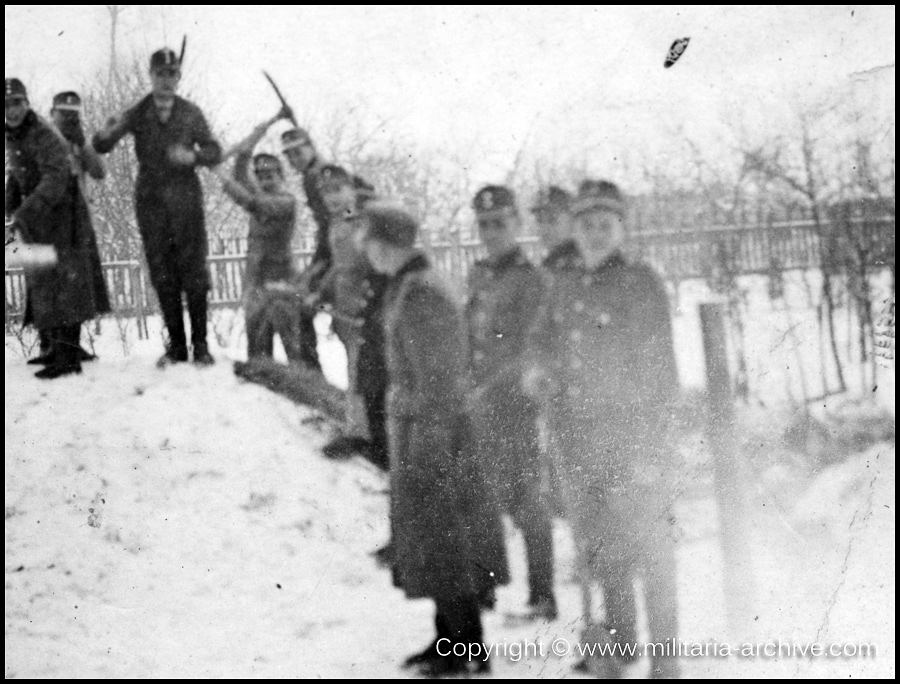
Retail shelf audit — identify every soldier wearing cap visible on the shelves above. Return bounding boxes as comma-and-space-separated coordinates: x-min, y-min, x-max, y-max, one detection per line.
49, 91, 111, 354
525, 179, 681, 677
467, 184, 557, 621
6, 78, 100, 379
532, 185, 580, 271
361, 202, 508, 676
314, 169, 392, 466
278, 126, 333, 372
92, 47, 222, 367
217, 111, 306, 363
531, 185, 579, 517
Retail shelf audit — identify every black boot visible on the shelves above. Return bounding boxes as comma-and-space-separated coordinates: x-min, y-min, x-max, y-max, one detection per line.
157, 344, 188, 368
403, 610, 450, 669
27, 328, 56, 365
35, 326, 82, 380
187, 288, 213, 365
415, 597, 489, 677
78, 347, 98, 362
192, 341, 215, 366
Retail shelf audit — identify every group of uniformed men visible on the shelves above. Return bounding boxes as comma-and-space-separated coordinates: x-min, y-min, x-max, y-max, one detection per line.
6, 46, 680, 678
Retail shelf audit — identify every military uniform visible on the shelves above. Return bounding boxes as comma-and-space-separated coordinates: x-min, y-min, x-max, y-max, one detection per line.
466, 190, 556, 612
528, 184, 680, 675
5, 79, 98, 378
367, 206, 508, 675
542, 238, 580, 272
346, 175, 390, 467
355, 268, 391, 469
280, 128, 335, 372
222, 150, 305, 362
531, 186, 579, 517
92, 50, 222, 362
52, 91, 111, 320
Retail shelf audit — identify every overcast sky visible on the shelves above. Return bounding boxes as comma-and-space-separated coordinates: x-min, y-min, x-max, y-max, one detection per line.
5, 5, 895, 184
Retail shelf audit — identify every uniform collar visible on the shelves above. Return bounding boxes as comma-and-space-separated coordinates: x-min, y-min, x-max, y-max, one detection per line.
578, 250, 627, 275
543, 239, 580, 269
395, 251, 429, 280
481, 245, 526, 272
5, 109, 37, 140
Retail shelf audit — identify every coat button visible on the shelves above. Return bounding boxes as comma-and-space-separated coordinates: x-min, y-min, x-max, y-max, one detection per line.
569, 329, 583, 343
473, 351, 485, 362
599, 312, 611, 326
573, 301, 585, 313
570, 357, 584, 370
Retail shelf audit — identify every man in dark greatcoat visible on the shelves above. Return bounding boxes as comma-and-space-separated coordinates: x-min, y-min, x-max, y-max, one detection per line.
92, 47, 222, 367
41, 90, 111, 364
525, 180, 681, 678
466, 185, 557, 621
5, 78, 98, 379
361, 202, 508, 677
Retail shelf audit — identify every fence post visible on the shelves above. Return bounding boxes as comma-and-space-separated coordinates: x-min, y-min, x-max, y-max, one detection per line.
699, 303, 757, 639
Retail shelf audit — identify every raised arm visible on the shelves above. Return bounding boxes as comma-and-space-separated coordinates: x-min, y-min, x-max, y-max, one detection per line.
218, 155, 294, 223
91, 100, 141, 154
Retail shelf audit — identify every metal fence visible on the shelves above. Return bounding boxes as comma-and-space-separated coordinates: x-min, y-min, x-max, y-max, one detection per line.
5, 218, 895, 326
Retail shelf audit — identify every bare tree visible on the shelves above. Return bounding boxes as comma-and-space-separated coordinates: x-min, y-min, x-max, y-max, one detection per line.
742, 115, 848, 395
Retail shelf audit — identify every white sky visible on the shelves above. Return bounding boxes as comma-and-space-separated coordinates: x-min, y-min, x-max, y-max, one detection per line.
5, 5, 896, 183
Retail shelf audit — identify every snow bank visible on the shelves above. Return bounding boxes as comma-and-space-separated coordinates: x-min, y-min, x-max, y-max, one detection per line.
5, 314, 894, 678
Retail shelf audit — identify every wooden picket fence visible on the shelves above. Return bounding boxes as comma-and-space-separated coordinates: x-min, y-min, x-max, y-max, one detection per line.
5, 217, 895, 327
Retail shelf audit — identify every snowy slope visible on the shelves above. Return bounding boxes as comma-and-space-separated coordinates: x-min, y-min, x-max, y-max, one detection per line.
5, 319, 895, 678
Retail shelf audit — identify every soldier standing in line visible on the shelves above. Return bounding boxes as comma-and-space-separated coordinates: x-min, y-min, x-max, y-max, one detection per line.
531, 184, 578, 518
532, 185, 580, 271
25, 91, 112, 366
361, 202, 509, 676
466, 185, 557, 621
216, 109, 306, 363
92, 47, 222, 367
314, 171, 392, 468
5, 78, 99, 379
310, 165, 376, 454
524, 180, 681, 678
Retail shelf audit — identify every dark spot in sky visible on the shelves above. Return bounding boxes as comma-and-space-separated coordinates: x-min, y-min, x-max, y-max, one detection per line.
58, 31, 64, 36
15, 565, 24, 572
277, 583, 282, 589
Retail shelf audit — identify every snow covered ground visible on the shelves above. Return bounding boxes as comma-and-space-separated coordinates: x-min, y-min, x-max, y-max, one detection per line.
5, 306, 895, 678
